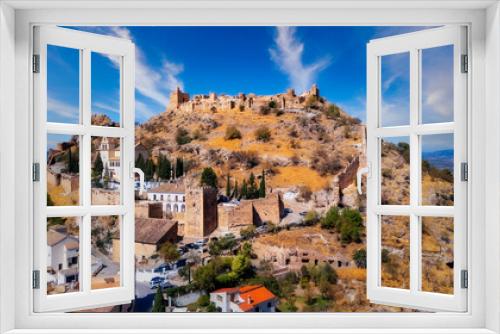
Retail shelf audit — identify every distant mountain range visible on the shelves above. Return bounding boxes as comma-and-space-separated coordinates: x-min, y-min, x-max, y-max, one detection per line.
422, 149, 453, 170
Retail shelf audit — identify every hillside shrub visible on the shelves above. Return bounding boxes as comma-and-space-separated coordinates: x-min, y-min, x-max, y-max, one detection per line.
325, 104, 341, 119
224, 125, 242, 140
321, 207, 364, 244
175, 127, 192, 145
255, 126, 271, 142
259, 106, 271, 115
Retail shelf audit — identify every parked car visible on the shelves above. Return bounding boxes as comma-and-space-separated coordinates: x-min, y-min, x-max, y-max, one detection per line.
159, 280, 175, 289
153, 263, 172, 273
149, 276, 165, 289
175, 258, 187, 268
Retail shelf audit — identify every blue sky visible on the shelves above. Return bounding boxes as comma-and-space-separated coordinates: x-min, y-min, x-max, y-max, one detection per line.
47, 26, 454, 152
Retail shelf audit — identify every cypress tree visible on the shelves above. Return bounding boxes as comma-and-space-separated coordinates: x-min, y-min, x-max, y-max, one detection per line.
94, 152, 104, 176
241, 180, 248, 199
248, 173, 258, 199
258, 170, 266, 198
175, 157, 184, 178
135, 154, 146, 172
232, 180, 239, 199
152, 287, 165, 312
144, 158, 155, 181
157, 154, 171, 181
226, 174, 231, 198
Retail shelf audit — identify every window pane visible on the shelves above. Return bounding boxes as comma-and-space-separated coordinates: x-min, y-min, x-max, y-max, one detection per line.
381, 215, 410, 289
91, 216, 121, 290
91, 136, 121, 205
47, 45, 80, 124
47, 217, 80, 294
380, 52, 410, 127
421, 217, 454, 294
421, 45, 454, 124
47, 134, 80, 206
91, 52, 121, 127
381, 137, 410, 205
421, 134, 454, 206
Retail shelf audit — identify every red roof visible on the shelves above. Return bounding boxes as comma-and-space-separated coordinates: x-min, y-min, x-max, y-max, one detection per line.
213, 285, 276, 312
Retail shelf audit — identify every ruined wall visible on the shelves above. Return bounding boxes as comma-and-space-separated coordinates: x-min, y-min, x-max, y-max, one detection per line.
61, 173, 79, 193
251, 193, 284, 225
91, 189, 120, 205
47, 170, 61, 187
338, 156, 360, 190
218, 202, 254, 231
184, 187, 218, 239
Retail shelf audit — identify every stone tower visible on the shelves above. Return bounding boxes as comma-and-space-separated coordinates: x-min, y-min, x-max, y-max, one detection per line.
184, 187, 218, 239
309, 84, 320, 97
168, 87, 190, 110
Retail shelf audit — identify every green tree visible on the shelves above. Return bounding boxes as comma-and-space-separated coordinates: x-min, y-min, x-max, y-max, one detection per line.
200, 167, 217, 188
248, 173, 258, 199
175, 157, 184, 178
232, 180, 239, 199
240, 180, 248, 199
325, 104, 341, 119
93, 152, 104, 177
159, 242, 180, 263
144, 158, 155, 181
151, 287, 165, 312
258, 170, 266, 198
231, 253, 253, 279
157, 154, 171, 180
320, 206, 341, 230
66, 146, 79, 174
135, 153, 146, 172
353, 248, 367, 268
226, 174, 231, 197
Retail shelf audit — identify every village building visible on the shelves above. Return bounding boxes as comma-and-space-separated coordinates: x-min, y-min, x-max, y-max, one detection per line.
218, 193, 284, 232
210, 285, 278, 312
147, 183, 186, 214
112, 218, 178, 263
95, 137, 121, 182
183, 186, 218, 239
46, 228, 79, 291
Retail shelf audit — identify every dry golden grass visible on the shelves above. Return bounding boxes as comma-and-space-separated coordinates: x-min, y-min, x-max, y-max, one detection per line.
91, 276, 120, 290
48, 185, 79, 206
206, 136, 243, 151
271, 166, 331, 191
337, 267, 367, 281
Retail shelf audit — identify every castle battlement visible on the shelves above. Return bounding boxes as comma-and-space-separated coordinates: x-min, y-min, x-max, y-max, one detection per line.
166, 84, 321, 113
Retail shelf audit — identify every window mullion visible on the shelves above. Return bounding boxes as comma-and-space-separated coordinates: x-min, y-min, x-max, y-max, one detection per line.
81, 48, 92, 294
409, 48, 421, 293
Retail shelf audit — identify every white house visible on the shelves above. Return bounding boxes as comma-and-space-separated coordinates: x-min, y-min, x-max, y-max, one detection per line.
46, 228, 79, 288
147, 183, 186, 214
210, 285, 278, 312
96, 137, 121, 183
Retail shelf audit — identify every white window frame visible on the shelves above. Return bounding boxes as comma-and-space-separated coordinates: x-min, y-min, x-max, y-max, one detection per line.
366, 26, 467, 312
32, 26, 136, 312
0, 1, 498, 333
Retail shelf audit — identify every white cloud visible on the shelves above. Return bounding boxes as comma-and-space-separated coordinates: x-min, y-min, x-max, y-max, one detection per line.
47, 97, 79, 121
92, 101, 120, 115
81, 27, 184, 109
135, 100, 157, 120
269, 27, 331, 93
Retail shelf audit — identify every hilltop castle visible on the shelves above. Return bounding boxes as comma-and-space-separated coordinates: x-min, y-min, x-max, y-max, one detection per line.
167, 84, 321, 113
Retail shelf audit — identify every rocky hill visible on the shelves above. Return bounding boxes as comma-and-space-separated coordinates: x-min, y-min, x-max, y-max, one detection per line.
136, 85, 365, 211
